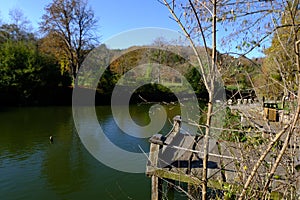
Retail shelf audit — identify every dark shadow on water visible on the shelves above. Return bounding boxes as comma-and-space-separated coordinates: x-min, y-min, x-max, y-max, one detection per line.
0, 106, 18, 113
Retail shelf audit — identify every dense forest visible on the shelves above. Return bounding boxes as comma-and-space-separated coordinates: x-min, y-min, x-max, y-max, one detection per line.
0, 23, 73, 106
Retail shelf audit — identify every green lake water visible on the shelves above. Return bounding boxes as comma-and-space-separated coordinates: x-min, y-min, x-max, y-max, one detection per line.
0, 105, 183, 200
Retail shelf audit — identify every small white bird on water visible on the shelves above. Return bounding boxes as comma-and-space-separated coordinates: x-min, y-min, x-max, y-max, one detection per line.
49, 136, 53, 143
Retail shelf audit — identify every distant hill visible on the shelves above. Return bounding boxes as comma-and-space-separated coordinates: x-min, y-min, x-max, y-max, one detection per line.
106, 44, 263, 89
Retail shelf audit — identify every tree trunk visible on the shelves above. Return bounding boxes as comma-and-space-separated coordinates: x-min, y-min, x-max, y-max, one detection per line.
202, 0, 217, 198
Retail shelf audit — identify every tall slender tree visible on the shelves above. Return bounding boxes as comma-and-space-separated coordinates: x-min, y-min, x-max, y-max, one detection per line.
40, 0, 99, 84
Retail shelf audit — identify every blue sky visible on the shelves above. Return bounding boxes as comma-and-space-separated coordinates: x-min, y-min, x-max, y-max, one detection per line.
0, 0, 265, 57
0, 0, 181, 47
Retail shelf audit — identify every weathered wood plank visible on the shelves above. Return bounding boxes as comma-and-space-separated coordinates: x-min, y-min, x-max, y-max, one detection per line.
146, 142, 161, 175
146, 113, 294, 198
153, 169, 202, 185
151, 175, 162, 200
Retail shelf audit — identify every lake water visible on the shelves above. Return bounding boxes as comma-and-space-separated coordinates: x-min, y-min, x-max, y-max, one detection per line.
0, 105, 183, 200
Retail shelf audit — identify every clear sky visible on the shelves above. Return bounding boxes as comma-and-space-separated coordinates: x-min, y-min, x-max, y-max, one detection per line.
0, 0, 181, 47
0, 0, 265, 57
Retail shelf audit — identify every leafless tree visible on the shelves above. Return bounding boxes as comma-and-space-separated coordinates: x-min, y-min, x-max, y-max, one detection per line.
160, 0, 300, 199
9, 8, 31, 32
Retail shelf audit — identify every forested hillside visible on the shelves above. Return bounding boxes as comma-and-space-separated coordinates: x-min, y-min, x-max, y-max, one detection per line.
0, 21, 262, 106
0, 7, 265, 106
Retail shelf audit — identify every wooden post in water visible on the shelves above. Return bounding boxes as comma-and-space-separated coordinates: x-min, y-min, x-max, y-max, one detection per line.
151, 175, 162, 200
148, 136, 163, 200
147, 116, 182, 200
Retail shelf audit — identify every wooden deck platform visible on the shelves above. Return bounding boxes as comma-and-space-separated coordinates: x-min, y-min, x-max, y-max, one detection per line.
146, 113, 300, 199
